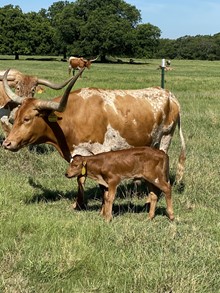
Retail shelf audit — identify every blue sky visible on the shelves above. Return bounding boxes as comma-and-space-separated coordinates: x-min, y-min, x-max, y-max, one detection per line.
1, 0, 220, 39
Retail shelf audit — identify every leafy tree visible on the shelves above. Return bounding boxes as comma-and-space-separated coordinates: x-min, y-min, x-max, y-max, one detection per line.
131, 23, 161, 58
0, 5, 30, 59
49, 0, 145, 60
155, 38, 176, 59
25, 12, 55, 55
48, 2, 81, 58
213, 33, 220, 60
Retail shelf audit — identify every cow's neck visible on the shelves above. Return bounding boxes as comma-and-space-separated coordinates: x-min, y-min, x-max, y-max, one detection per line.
45, 120, 72, 162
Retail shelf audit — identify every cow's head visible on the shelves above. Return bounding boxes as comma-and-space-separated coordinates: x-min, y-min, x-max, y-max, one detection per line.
86, 56, 99, 69
0, 69, 77, 99
2, 68, 85, 151
84, 59, 92, 69
83, 56, 99, 69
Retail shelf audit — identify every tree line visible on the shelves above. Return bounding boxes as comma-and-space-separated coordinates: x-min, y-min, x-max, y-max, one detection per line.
0, 0, 219, 61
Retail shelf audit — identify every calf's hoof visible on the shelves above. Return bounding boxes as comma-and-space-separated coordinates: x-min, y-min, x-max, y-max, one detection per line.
169, 215, 175, 221
71, 201, 87, 210
148, 214, 155, 220
102, 214, 113, 222
167, 212, 175, 221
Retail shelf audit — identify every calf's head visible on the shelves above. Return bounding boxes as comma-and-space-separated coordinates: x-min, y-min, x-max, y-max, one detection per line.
65, 155, 87, 178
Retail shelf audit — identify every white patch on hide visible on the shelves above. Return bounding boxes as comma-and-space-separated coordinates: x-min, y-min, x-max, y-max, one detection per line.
155, 178, 159, 184
79, 87, 170, 118
159, 134, 173, 154
71, 125, 132, 157
132, 119, 137, 125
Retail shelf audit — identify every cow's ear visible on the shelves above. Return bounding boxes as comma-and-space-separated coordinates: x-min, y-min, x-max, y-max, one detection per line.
36, 109, 51, 118
36, 86, 44, 94
47, 111, 58, 122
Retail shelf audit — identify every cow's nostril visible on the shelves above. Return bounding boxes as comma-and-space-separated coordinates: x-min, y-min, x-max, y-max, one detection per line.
2, 140, 11, 148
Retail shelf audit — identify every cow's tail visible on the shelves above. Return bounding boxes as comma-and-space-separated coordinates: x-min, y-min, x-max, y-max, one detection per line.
175, 112, 186, 184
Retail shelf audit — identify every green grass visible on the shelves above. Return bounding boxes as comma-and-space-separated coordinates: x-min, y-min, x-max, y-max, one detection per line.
0, 57, 220, 293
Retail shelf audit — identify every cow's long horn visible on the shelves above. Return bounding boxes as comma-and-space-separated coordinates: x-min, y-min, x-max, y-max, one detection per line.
3, 69, 25, 104
90, 56, 99, 62
0, 69, 19, 81
0, 75, 15, 82
37, 76, 76, 90
36, 68, 85, 112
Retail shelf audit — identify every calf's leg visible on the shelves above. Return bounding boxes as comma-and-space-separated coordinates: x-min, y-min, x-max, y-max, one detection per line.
147, 192, 158, 220
102, 182, 117, 222
146, 183, 158, 220
99, 185, 108, 216
162, 183, 174, 220
72, 176, 87, 210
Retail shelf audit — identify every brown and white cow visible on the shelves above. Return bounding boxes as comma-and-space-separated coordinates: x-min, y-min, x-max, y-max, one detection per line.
2, 68, 186, 209
65, 147, 174, 222
68, 56, 98, 76
0, 69, 76, 137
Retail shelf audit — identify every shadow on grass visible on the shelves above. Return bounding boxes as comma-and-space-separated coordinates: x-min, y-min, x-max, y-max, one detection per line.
169, 172, 186, 193
28, 144, 56, 154
26, 177, 168, 218
25, 177, 74, 203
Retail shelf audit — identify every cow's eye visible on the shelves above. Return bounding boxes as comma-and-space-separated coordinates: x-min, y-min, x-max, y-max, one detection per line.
31, 87, 36, 96
23, 116, 31, 123
16, 85, 21, 93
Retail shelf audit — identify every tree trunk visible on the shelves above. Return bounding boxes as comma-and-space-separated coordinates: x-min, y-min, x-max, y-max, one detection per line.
100, 54, 107, 63
15, 52, 19, 60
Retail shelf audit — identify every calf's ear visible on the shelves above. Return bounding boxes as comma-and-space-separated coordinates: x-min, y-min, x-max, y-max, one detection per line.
81, 161, 87, 175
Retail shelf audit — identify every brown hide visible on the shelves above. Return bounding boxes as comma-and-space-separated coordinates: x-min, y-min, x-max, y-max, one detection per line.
65, 147, 174, 221
0, 72, 39, 138
2, 86, 186, 208
68, 57, 94, 75
0, 69, 41, 101
0, 69, 75, 137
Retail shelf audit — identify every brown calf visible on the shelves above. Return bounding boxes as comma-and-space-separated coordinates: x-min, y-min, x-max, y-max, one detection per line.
65, 147, 174, 222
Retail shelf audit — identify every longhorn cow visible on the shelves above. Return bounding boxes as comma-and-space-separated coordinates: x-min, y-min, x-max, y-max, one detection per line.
0, 69, 76, 137
2, 68, 186, 209
68, 56, 98, 76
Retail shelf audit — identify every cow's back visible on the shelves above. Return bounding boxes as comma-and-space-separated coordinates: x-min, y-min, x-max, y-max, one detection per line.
59, 87, 171, 156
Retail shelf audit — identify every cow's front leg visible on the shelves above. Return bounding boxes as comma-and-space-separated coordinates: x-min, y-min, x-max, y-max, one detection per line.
72, 175, 87, 210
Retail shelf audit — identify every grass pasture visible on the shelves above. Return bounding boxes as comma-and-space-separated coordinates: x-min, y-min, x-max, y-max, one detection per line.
0, 57, 220, 293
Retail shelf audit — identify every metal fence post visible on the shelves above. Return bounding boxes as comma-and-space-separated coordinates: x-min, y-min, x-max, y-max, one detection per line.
161, 58, 165, 88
